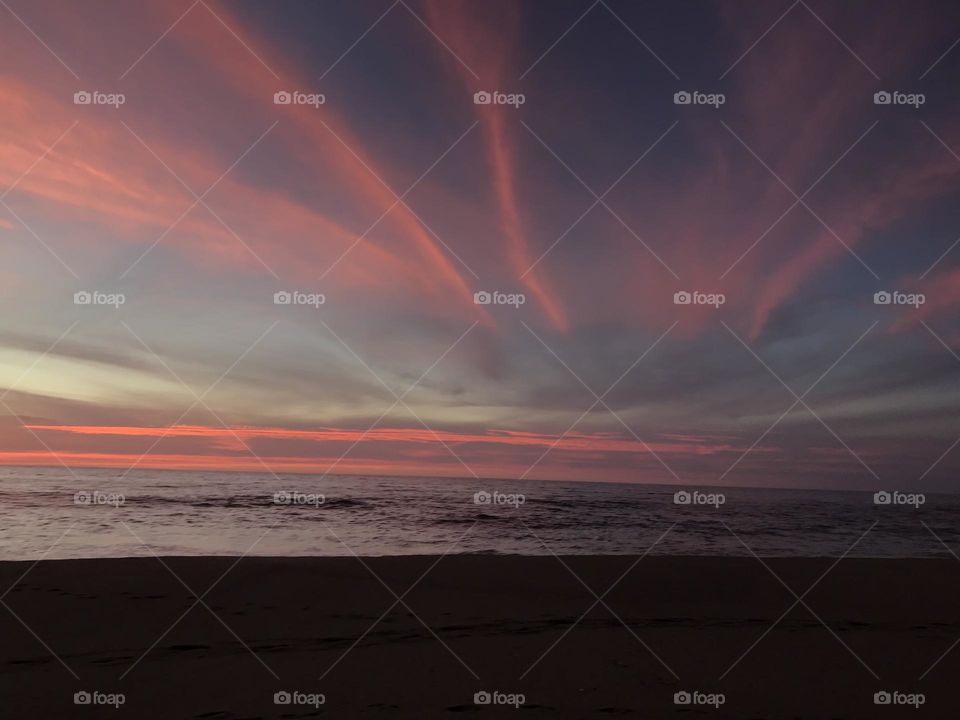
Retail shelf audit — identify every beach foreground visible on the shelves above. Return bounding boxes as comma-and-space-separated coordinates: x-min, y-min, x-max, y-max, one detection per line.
1, 555, 957, 718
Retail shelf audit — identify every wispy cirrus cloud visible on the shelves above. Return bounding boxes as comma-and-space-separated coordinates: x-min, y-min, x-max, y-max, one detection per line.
424, 0, 569, 330
1, 0, 959, 489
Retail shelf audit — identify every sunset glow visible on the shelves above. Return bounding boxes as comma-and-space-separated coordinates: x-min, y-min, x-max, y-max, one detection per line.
1, 0, 959, 489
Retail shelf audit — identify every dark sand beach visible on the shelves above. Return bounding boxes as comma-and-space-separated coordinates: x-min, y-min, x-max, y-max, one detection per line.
1, 555, 957, 718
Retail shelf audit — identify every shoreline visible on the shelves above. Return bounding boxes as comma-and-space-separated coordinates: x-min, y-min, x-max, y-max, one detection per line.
2, 551, 958, 561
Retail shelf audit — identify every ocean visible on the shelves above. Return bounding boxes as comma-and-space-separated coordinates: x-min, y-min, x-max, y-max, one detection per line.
1, 466, 956, 559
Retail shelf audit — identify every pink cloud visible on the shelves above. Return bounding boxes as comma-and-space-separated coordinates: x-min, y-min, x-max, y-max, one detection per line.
424, 0, 569, 330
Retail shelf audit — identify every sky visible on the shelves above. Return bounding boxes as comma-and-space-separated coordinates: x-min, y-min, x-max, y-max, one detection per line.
1, 0, 959, 490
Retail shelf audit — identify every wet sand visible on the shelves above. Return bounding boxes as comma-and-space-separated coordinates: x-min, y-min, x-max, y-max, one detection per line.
1, 555, 957, 718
